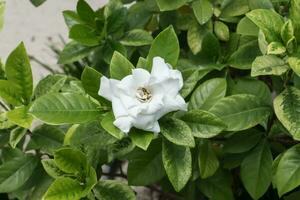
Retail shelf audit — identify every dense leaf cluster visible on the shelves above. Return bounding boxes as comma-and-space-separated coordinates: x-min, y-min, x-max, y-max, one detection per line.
1, 0, 300, 199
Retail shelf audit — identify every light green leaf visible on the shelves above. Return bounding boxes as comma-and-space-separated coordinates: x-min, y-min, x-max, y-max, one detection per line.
237, 17, 259, 36
7, 105, 33, 128
146, 26, 179, 69
54, 147, 87, 174
246, 9, 283, 42
241, 140, 273, 200
76, 0, 95, 23
209, 94, 271, 131
58, 42, 95, 64
290, 0, 300, 41
274, 144, 300, 197
288, 56, 300, 76
189, 78, 227, 111
69, 24, 100, 46
129, 129, 153, 151
281, 20, 294, 46
180, 110, 226, 138
120, 29, 153, 46
214, 21, 229, 41
9, 127, 27, 148
251, 55, 289, 77
5, 42, 33, 104
160, 117, 195, 147
198, 140, 219, 179
0, 154, 38, 193
0, 112, 14, 129
100, 112, 124, 139
228, 40, 261, 69
31, 124, 64, 154
187, 22, 207, 54
274, 87, 300, 140
127, 139, 165, 186
34, 75, 67, 98
156, 0, 186, 11
110, 51, 134, 80
29, 93, 102, 125
42, 159, 65, 179
0, 80, 22, 106
162, 139, 192, 192
0, 1, 5, 31
192, 0, 213, 25
267, 42, 286, 55
93, 180, 136, 200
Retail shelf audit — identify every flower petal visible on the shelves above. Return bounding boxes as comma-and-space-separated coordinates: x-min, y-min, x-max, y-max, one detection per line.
150, 57, 171, 84
113, 116, 133, 133
99, 76, 120, 101
132, 68, 151, 87
112, 98, 129, 118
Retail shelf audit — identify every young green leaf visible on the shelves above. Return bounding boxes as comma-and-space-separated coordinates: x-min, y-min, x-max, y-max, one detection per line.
110, 51, 134, 80
156, 0, 187, 11
7, 105, 33, 128
29, 93, 102, 125
192, 0, 213, 25
162, 139, 192, 192
9, 127, 27, 148
198, 140, 219, 179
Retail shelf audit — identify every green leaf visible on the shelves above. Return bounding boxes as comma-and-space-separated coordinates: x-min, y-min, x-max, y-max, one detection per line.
93, 180, 136, 200
162, 139, 192, 192
198, 170, 234, 200
274, 144, 300, 197
214, 21, 229, 41
220, 0, 249, 18
180, 110, 226, 138
129, 129, 153, 151
187, 22, 207, 54
100, 112, 124, 139
160, 117, 195, 147
156, 0, 186, 11
237, 17, 259, 36
0, 80, 22, 106
189, 78, 227, 111
228, 40, 261, 69
76, 0, 95, 23
34, 75, 67, 98
0, 1, 5, 31
63, 10, 83, 29
281, 20, 294, 46
9, 127, 27, 148
248, 0, 273, 9
288, 56, 300, 77
42, 159, 65, 179
192, 0, 213, 25
7, 105, 33, 128
267, 42, 286, 55
274, 87, 300, 140
31, 124, 64, 154
180, 69, 210, 98
54, 147, 87, 174
0, 154, 38, 193
246, 9, 283, 42
29, 93, 102, 125
58, 42, 95, 64
30, 0, 46, 7
146, 26, 179, 69
240, 140, 273, 200
198, 140, 219, 179
0, 112, 14, 129
120, 29, 153, 46
110, 51, 134, 80
223, 130, 262, 153
69, 24, 99, 46
251, 55, 289, 77
127, 139, 165, 186
5, 42, 33, 104
290, 0, 300, 41
209, 94, 271, 131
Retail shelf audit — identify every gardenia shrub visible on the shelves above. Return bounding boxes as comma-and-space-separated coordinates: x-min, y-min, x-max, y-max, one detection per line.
1, 0, 300, 199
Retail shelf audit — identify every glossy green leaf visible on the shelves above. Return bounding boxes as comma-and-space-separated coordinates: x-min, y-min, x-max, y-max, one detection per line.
69, 24, 100, 46
162, 139, 192, 192
189, 78, 227, 111
156, 0, 186, 11
0, 80, 22, 106
58, 42, 95, 64
5, 42, 33, 104
274, 87, 300, 140
0, 154, 38, 193
192, 0, 213, 25
120, 29, 153, 46
180, 110, 226, 138
76, 0, 95, 23
9, 127, 27, 148
30, 93, 102, 125
251, 55, 289, 77
93, 180, 136, 200
7, 106, 33, 128
100, 112, 124, 139
42, 159, 65, 179
34, 75, 67, 98
110, 51, 134, 80
198, 140, 219, 179
209, 94, 271, 131
160, 117, 195, 147
129, 128, 153, 151
241, 140, 273, 199
146, 26, 179, 69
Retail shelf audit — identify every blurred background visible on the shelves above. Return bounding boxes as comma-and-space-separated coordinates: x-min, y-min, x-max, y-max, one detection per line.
0, 0, 108, 82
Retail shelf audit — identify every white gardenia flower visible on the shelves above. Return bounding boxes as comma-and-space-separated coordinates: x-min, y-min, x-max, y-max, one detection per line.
98, 57, 187, 133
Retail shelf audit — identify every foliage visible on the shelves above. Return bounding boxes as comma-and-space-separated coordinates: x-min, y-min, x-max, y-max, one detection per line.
1, 0, 300, 199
